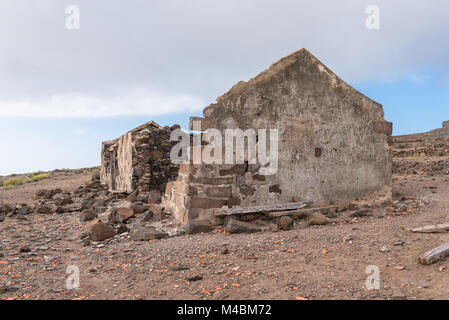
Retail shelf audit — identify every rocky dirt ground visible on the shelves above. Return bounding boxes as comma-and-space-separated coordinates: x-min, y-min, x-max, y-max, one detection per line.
1, 140, 449, 300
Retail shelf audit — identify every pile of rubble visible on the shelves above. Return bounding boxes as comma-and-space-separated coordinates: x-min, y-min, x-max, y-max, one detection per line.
393, 138, 449, 176
394, 139, 449, 158
393, 159, 449, 176
0, 172, 428, 246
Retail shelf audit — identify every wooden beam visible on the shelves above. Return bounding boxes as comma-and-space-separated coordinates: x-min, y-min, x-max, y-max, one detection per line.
419, 242, 449, 265
214, 202, 312, 216
269, 206, 338, 217
411, 223, 449, 233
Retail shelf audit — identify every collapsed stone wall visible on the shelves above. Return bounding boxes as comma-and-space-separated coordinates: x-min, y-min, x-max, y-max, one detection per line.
101, 121, 180, 195
164, 49, 393, 225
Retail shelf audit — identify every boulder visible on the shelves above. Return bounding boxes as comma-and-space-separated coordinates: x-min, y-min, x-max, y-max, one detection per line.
277, 216, 294, 230
131, 204, 150, 214
36, 205, 52, 214
349, 209, 373, 218
79, 210, 97, 222
149, 204, 165, 221
130, 227, 167, 241
88, 222, 116, 241
185, 221, 213, 234
117, 224, 128, 234
117, 207, 134, 221
224, 218, 261, 234
0, 204, 12, 214
308, 212, 330, 225
15, 206, 31, 215
139, 210, 153, 222
110, 207, 135, 223
54, 195, 73, 206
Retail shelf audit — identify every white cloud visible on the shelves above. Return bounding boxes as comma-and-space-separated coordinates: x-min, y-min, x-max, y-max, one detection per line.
0, 0, 448, 118
0, 89, 205, 118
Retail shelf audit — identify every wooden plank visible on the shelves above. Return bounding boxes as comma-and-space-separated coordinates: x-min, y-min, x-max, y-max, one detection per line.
411, 223, 449, 233
214, 202, 312, 216
419, 242, 449, 265
269, 206, 338, 217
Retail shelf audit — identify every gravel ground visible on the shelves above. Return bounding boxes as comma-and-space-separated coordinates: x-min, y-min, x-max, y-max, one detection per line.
1, 153, 449, 300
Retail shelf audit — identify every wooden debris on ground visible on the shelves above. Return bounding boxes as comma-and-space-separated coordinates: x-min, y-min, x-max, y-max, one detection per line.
419, 242, 449, 265
214, 202, 312, 216
411, 222, 449, 233
269, 206, 338, 218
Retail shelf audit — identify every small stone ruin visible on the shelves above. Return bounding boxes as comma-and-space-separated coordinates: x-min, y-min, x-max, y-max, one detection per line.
100, 120, 181, 195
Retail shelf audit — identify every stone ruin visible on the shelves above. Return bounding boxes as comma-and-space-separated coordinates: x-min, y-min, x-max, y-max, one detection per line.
443, 121, 449, 129
100, 120, 181, 195
101, 49, 393, 230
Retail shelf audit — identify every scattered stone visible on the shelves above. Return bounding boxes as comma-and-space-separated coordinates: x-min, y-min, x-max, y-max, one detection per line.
131, 204, 150, 214
19, 245, 31, 252
89, 222, 116, 241
277, 216, 294, 230
308, 212, 329, 226
380, 246, 390, 253
394, 266, 406, 271
82, 238, 91, 246
170, 265, 190, 271
79, 210, 97, 222
185, 221, 213, 235
269, 222, 279, 232
15, 206, 31, 215
139, 210, 153, 222
349, 209, 373, 218
116, 207, 134, 222
149, 204, 165, 221
394, 240, 405, 246
130, 227, 168, 241
117, 224, 128, 234
224, 218, 261, 234
187, 275, 203, 282
110, 207, 135, 224
36, 205, 52, 214
0, 204, 13, 214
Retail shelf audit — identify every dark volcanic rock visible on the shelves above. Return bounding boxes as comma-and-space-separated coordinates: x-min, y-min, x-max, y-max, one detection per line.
89, 222, 116, 241
224, 218, 261, 234
185, 221, 213, 235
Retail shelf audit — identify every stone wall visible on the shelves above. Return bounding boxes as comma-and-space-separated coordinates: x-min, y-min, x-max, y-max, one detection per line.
443, 121, 449, 129
163, 49, 393, 225
101, 121, 180, 195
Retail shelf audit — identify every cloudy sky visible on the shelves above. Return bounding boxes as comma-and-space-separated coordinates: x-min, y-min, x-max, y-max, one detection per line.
1, 0, 449, 175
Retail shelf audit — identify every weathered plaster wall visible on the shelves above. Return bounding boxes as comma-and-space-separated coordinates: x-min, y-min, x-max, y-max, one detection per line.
164, 49, 393, 224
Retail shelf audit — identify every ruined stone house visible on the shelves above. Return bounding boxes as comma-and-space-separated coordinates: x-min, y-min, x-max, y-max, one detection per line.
100, 121, 180, 195
163, 49, 393, 224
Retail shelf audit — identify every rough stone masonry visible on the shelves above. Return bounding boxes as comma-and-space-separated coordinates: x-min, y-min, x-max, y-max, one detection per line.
100, 121, 180, 196
163, 49, 393, 224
